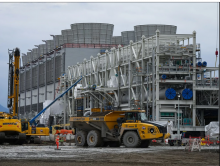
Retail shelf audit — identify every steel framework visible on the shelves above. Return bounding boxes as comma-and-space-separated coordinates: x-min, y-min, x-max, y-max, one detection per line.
65, 30, 219, 132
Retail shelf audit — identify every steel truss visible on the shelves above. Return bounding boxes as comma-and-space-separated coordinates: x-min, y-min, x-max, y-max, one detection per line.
65, 30, 219, 131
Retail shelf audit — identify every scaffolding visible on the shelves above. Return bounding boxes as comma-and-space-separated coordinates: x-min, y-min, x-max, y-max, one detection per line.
64, 30, 219, 132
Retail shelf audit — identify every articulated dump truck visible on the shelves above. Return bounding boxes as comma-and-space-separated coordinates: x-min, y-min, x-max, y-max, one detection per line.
70, 110, 170, 148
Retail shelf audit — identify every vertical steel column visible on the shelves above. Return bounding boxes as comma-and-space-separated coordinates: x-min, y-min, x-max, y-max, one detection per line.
201, 110, 204, 126
105, 51, 108, 87
155, 30, 160, 121
219, 2, 220, 122
83, 95, 86, 114
141, 36, 145, 110
90, 56, 93, 113
147, 62, 149, 119
177, 97, 180, 138
152, 48, 155, 121
104, 51, 108, 110
117, 46, 121, 108
36, 46, 40, 113
101, 56, 104, 87
64, 75, 66, 129
68, 74, 72, 116
90, 96, 93, 113
129, 42, 133, 109
24, 65, 26, 117
37, 58, 39, 112
53, 36, 56, 100
192, 31, 196, 127
97, 53, 100, 86
147, 39, 151, 119
90, 56, 93, 85
43, 41, 48, 102
30, 51, 33, 113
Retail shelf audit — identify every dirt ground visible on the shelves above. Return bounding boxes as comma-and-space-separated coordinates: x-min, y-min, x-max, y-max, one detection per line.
0, 144, 219, 166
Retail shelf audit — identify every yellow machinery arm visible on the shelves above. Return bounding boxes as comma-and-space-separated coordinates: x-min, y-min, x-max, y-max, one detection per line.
0, 48, 49, 145
8, 48, 20, 117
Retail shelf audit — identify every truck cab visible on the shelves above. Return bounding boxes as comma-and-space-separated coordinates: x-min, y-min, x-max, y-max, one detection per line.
117, 110, 169, 146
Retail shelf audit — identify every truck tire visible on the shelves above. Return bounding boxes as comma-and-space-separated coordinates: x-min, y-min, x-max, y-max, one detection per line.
19, 133, 26, 141
123, 131, 141, 148
17, 133, 26, 145
108, 141, 120, 147
75, 130, 87, 146
34, 137, 41, 144
87, 130, 102, 147
169, 142, 174, 146
30, 137, 35, 143
140, 140, 151, 148
25, 136, 31, 144
0, 132, 5, 144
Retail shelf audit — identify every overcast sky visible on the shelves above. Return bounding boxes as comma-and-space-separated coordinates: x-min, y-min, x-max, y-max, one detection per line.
0, 2, 219, 108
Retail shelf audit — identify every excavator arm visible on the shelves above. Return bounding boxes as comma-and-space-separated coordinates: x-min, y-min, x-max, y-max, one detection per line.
7, 48, 20, 117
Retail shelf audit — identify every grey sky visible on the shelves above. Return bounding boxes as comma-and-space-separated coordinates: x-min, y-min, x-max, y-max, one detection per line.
0, 2, 219, 108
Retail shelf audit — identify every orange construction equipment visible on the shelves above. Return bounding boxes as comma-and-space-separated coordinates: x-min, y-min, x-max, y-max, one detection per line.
55, 129, 73, 135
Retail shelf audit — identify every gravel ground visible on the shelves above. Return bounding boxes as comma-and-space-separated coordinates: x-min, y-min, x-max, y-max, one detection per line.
0, 144, 219, 166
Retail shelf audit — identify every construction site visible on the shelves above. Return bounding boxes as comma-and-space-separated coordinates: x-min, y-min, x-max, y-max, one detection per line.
0, 22, 219, 166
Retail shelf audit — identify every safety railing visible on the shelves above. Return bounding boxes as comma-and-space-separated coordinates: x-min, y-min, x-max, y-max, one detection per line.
196, 79, 219, 88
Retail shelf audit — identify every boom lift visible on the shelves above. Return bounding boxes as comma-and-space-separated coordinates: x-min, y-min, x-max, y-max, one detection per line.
20, 75, 82, 143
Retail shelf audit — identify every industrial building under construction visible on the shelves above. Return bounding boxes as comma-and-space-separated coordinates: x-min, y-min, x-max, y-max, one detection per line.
17, 23, 219, 135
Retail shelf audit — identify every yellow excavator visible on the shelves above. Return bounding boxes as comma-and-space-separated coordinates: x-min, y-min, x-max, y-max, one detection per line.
0, 48, 82, 144
0, 48, 83, 145
0, 48, 49, 144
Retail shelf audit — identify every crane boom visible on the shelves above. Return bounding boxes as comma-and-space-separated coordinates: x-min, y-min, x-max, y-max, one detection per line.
29, 76, 83, 125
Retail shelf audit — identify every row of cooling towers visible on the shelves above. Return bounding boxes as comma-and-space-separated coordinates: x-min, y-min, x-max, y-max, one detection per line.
22, 23, 177, 66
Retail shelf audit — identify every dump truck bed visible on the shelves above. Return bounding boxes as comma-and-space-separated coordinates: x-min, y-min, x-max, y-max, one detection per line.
70, 111, 124, 136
